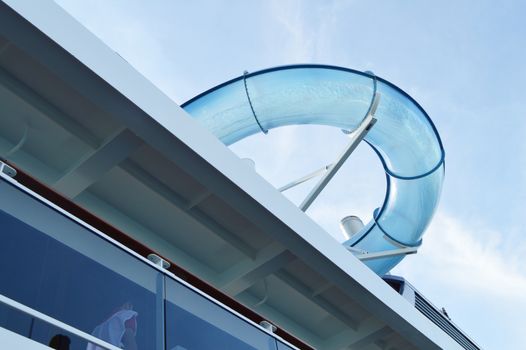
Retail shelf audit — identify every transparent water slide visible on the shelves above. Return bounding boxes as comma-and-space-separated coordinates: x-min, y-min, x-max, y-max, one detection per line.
182, 65, 444, 275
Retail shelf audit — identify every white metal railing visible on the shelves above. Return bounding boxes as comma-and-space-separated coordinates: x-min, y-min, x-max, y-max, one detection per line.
0, 294, 121, 350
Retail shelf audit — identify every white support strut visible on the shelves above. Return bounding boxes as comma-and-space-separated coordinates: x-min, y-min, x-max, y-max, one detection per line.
278, 164, 332, 193
299, 92, 381, 212
353, 247, 418, 261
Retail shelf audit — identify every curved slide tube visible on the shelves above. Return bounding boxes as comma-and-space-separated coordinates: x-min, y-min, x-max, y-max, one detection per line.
182, 65, 444, 275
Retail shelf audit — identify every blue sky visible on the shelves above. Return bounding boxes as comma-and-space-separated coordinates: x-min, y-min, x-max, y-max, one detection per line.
55, 1, 526, 348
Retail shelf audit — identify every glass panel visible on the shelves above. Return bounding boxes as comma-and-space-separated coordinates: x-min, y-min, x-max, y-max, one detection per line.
277, 341, 296, 350
0, 180, 163, 350
165, 278, 276, 350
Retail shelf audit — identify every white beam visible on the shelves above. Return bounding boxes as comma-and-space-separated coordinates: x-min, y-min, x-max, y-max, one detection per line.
216, 242, 284, 285
185, 190, 211, 209
54, 128, 142, 198
0, 67, 99, 147
217, 242, 295, 296
238, 292, 324, 348
275, 271, 361, 329
348, 326, 392, 349
76, 190, 218, 281
323, 317, 386, 350
379, 331, 418, 350
355, 247, 418, 261
120, 159, 258, 258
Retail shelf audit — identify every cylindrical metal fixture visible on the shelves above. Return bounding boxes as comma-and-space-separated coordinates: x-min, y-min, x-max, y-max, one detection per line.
259, 320, 277, 333
147, 254, 171, 269
339, 215, 364, 240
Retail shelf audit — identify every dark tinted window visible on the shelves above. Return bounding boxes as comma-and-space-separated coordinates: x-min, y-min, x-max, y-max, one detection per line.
0, 181, 163, 350
277, 341, 296, 350
165, 278, 276, 350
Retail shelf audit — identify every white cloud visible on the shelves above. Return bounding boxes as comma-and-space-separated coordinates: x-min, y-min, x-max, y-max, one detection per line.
267, 0, 319, 62
55, 0, 198, 101
395, 211, 526, 299
393, 210, 526, 349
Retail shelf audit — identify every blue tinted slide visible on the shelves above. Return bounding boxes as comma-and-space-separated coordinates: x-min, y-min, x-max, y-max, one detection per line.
182, 65, 444, 275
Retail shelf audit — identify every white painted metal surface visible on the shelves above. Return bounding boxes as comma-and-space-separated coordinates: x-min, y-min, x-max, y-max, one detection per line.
0, 326, 51, 350
355, 247, 418, 261
339, 216, 364, 240
278, 164, 331, 193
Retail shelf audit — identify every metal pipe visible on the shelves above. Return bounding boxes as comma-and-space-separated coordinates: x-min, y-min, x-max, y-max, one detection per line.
355, 247, 418, 261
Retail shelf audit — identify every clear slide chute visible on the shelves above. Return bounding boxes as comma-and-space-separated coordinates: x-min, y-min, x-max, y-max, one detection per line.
182, 65, 444, 275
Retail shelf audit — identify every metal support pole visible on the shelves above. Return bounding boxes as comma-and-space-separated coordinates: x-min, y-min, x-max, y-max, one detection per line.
278, 164, 332, 192
299, 93, 380, 212
353, 246, 418, 261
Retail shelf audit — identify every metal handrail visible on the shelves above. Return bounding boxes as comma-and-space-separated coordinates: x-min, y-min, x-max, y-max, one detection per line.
0, 294, 121, 350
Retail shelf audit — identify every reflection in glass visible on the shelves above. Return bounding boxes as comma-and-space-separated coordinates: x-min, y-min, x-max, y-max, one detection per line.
165, 278, 276, 350
0, 181, 162, 350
